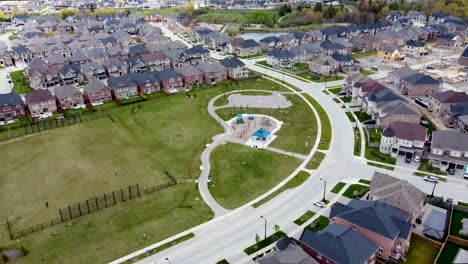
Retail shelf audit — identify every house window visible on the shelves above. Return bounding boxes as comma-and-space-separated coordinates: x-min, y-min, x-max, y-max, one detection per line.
378, 247, 383, 254
397, 241, 402, 246
3, 106, 10, 111
317, 253, 322, 259
352, 225, 356, 230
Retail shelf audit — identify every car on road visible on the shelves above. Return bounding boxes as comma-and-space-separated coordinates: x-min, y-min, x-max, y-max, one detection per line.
363, 120, 376, 125
6, 74, 10, 79
424, 176, 439, 183
337, 92, 347, 96
313, 201, 326, 208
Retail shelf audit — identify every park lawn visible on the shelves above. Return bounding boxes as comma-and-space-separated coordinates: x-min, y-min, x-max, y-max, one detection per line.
331, 182, 346, 194
306, 151, 326, 170
437, 242, 468, 263
216, 93, 318, 155
417, 160, 447, 176
252, 171, 311, 208
294, 211, 316, 226
450, 209, 468, 239
2, 184, 213, 264
368, 127, 382, 143
10, 70, 33, 94
405, 236, 439, 264
209, 143, 302, 209
303, 94, 332, 150
354, 127, 361, 156
343, 184, 370, 198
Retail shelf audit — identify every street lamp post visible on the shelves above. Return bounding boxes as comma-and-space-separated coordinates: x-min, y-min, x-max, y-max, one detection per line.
320, 178, 327, 202
430, 180, 438, 198
260, 216, 267, 241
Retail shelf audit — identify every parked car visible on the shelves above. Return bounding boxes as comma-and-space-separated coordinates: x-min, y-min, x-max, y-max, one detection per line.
405, 155, 412, 164
413, 155, 420, 163
338, 92, 347, 96
313, 201, 326, 208
424, 176, 439, 183
363, 120, 376, 125
446, 167, 455, 175
426, 66, 434, 70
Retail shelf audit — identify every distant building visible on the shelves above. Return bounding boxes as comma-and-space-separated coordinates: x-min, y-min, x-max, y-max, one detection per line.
378, 45, 405, 62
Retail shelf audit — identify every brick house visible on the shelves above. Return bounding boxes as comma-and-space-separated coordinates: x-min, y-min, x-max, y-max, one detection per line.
196, 61, 227, 84
59, 64, 83, 86
428, 90, 468, 116
28, 66, 61, 90
24, 89, 57, 117
404, 40, 428, 57
141, 52, 171, 71
54, 85, 84, 109
236, 39, 261, 57
220, 56, 248, 79
153, 68, 184, 91
429, 130, 468, 172
459, 48, 468, 67
330, 200, 412, 261
82, 61, 108, 81
107, 76, 138, 99
83, 79, 112, 105
266, 49, 296, 68
375, 100, 421, 127
386, 66, 418, 89
309, 56, 339, 76
103, 58, 128, 78
369, 172, 426, 223
399, 73, 440, 97
437, 34, 462, 49
299, 224, 379, 264
257, 237, 317, 264
0, 92, 25, 121
379, 121, 427, 158
174, 65, 204, 86
129, 72, 160, 94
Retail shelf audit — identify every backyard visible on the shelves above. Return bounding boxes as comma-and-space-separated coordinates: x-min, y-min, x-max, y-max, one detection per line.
209, 143, 302, 209
404, 236, 440, 264
450, 209, 468, 239
437, 242, 468, 263
10, 70, 33, 94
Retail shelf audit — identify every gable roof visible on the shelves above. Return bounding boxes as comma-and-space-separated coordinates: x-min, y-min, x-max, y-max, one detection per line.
388, 66, 418, 79
239, 39, 260, 48
174, 65, 202, 77
107, 76, 136, 88
423, 210, 447, 240
196, 61, 225, 73
300, 224, 379, 264
431, 90, 468, 104
370, 172, 426, 215
257, 242, 317, 264
367, 88, 403, 103
153, 68, 181, 81
431, 130, 468, 152
403, 73, 439, 85
54, 85, 82, 99
267, 49, 294, 59
382, 121, 427, 141
220, 56, 245, 68
0, 92, 23, 106
405, 40, 426, 47
84, 79, 109, 94
25, 89, 54, 104
380, 100, 421, 117
330, 200, 412, 240
129, 72, 159, 85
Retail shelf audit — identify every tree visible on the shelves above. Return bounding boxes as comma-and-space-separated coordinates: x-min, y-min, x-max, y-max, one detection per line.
314, 3, 323, 12
274, 224, 280, 232
183, 1, 195, 17
1, 254, 8, 263
58, 8, 81, 20
255, 234, 261, 243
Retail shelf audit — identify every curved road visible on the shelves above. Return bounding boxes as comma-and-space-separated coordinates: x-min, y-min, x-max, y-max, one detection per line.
110, 25, 468, 264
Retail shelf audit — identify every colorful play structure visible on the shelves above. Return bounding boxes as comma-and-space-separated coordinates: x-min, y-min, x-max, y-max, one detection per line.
252, 128, 271, 141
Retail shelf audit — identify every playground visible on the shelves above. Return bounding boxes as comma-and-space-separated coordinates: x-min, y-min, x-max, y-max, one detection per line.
226, 114, 282, 149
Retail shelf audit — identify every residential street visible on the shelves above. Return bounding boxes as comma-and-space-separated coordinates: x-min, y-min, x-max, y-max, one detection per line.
106, 24, 468, 264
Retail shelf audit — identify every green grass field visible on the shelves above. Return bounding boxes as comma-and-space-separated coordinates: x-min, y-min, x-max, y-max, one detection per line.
437, 242, 468, 263
343, 184, 370, 198
302, 94, 332, 150
293, 211, 316, 225
216, 93, 318, 155
209, 143, 302, 209
450, 210, 468, 239
306, 151, 325, 170
405, 236, 440, 264
330, 182, 346, 194
10, 70, 33, 94
417, 160, 447, 176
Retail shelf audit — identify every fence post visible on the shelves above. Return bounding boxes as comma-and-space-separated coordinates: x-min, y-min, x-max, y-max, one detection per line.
78, 203, 82, 216
59, 208, 64, 222
137, 184, 140, 196
95, 197, 99, 210
113, 192, 116, 204
120, 188, 124, 202
6, 219, 13, 240
105, 193, 108, 207
86, 200, 90, 213
129, 186, 132, 199
68, 206, 72, 219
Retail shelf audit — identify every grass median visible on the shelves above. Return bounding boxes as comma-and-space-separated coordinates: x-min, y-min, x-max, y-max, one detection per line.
302, 94, 332, 150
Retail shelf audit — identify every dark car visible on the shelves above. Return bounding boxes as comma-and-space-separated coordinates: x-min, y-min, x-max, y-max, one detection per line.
338, 92, 347, 96
446, 167, 455, 175
363, 120, 376, 125
405, 156, 412, 163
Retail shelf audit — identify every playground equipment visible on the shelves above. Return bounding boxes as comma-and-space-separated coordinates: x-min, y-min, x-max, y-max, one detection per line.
248, 115, 254, 120
236, 114, 244, 124
260, 117, 272, 129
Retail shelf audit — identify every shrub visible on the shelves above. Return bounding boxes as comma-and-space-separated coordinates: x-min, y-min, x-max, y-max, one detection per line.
1, 254, 9, 263
19, 245, 28, 256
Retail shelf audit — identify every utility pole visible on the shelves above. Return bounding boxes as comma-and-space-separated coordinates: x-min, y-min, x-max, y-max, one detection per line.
430, 180, 438, 198
260, 216, 267, 241
320, 178, 327, 202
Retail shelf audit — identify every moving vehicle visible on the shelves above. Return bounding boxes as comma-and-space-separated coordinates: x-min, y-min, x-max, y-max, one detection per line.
314, 201, 326, 208
464, 165, 468, 179
424, 176, 439, 183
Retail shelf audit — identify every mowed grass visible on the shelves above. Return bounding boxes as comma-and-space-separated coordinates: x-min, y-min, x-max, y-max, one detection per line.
10, 70, 33, 94
216, 93, 318, 155
209, 143, 302, 209
303, 94, 332, 150
2, 184, 212, 264
405, 236, 440, 264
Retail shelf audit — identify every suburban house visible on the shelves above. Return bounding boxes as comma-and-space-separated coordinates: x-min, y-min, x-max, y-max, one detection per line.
83, 79, 112, 105
428, 90, 468, 117
456, 115, 468, 133
330, 200, 412, 261
309, 56, 340, 76
259, 36, 282, 51
375, 100, 421, 127
369, 172, 426, 223
82, 61, 108, 81
141, 52, 170, 71
437, 34, 462, 49
125, 55, 148, 73
266, 49, 296, 68
236, 39, 261, 57
443, 102, 468, 128
24, 89, 57, 117
0, 92, 25, 121
399, 73, 440, 97
174, 65, 204, 86
363, 88, 403, 115
429, 130, 468, 172
107, 76, 138, 99
196, 61, 227, 84
379, 121, 427, 158
387, 66, 418, 89
257, 237, 317, 264
345, 73, 387, 104
103, 58, 128, 77
378, 45, 405, 61
220, 56, 248, 79
408, 11, 426, 27
47, 54, 70, 70
299, 224, 379, 264
459, 48, 468, 67
59, 64, 83, 86
404, 40, 428, 57
54, 85, 84, 109
290, 44, 322, 63
183, 45, 210, 66
28, 66, 61, 90
153, 68, 184, 91
331, 54, 361, 73
129, 72, 160, 94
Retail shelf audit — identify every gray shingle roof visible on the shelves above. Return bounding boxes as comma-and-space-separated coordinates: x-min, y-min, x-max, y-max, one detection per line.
300, 224, 379, 264
0, 92, 23, 106
84, 79, 108, 94
196, 61, 225, 73
220, 56, 245, 68
403, 73, 439, 85
431, 130, 468, 152
431, 90, 468, 104
129, 72, 159, 85
54, 85, 82, 99
107, 76, 136, 88
174, 65, 202, 77
382, 121, 427, 141
25, 89, 54, 104
423, 210, 446, 240
153, 68, 181, 81
257, 242, 317, 264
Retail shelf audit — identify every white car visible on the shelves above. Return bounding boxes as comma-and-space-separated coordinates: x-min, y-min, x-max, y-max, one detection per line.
423, 176, 439, 183
413, 155, 420, 163
6, 74, 10, 79
313, 201, 326, 208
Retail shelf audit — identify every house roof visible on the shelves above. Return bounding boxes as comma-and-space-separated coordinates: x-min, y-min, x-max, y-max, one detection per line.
423, 210, 447, 240
299, 224, 379, 264
70, 51, 88, 62
388, 66, 418, 79
196, 61, 225, 73
54, 85, 82, 99
84, 79, 109, 94
403, 73, 439, 86
431, 90, 468, 104
25, 89, 54, 104
129, 72, 159, 85
431, 130, 468, 152
382, 121, 427, 141
259, 36, 281, 44
380, 100, 421, 117
239, 39, 260, 49
370, 172, 426, 215
268, 49, 294, 59
0, 92, 22, 106
129, 44, 148, 54
382, 45, 403, 53
185, 45, 209, 56
220, 56, 245, 68
330, 200, 412, 240
107, 76, 136, 88
153, 68, 181, 81
406, 40, 426, 47
59, 64, 81, 76
462, 48, 468, 58
82, 61, 105, 73
367, 88, 403, 103
257, 242, 317, 264
174, 65, 202, 77
331, 54, 356, 63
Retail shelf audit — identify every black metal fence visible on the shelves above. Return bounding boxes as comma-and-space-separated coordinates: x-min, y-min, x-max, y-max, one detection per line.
8, 177, 177, 240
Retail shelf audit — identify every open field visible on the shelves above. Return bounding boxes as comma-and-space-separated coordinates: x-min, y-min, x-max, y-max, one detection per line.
196, 9, 278, 26
209, 143, 302, 209
2, 184, 212, 264
216, 93, 318, 155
